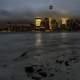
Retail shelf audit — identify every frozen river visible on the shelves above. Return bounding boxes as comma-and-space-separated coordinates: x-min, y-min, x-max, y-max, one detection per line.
0, 32, 80, 80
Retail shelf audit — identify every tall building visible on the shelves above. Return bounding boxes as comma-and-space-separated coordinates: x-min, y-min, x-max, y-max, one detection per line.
35, 17, 42, 30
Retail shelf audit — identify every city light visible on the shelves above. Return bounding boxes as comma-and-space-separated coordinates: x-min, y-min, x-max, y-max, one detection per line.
61, 17, 68, 25
49, 17, 52, 30
35, 18, 42, 26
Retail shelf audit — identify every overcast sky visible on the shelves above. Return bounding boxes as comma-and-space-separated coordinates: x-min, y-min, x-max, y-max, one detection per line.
0, 0, 80, 19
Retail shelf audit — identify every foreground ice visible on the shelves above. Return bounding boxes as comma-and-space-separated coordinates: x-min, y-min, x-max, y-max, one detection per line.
0, 32, 80, 80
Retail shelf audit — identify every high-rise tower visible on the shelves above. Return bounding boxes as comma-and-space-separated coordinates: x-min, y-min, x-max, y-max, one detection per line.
49, 0, 54, 31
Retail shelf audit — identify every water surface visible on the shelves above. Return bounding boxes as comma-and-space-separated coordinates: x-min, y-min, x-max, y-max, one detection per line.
0, 32, 80, 80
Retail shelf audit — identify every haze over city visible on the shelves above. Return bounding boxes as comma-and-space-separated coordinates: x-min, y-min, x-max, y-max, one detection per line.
0, 0, 80, 20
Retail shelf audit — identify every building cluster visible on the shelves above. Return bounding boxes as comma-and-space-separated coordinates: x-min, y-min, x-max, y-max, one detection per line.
0, 16, 80, 32
35, 16, 80, 32
0, 20, 34, 32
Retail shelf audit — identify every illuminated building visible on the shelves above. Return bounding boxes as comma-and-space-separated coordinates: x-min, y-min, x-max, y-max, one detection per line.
59, 17, 69, 31
61, 17, 69, 25
44, 17, 49, 30
49, 17, 52, 30
35, 17, 42, 30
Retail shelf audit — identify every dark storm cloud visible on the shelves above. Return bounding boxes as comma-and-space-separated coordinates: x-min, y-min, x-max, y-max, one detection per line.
0, 0, 80, 19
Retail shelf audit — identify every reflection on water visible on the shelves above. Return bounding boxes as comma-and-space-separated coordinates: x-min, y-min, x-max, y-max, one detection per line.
60, 33, 69, 48
61, 33, 67, 38
35, 33, 43, 47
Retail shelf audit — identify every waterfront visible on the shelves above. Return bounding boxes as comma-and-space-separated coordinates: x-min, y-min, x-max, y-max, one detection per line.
0, 32, 80, 80
0, 17, 80, 32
